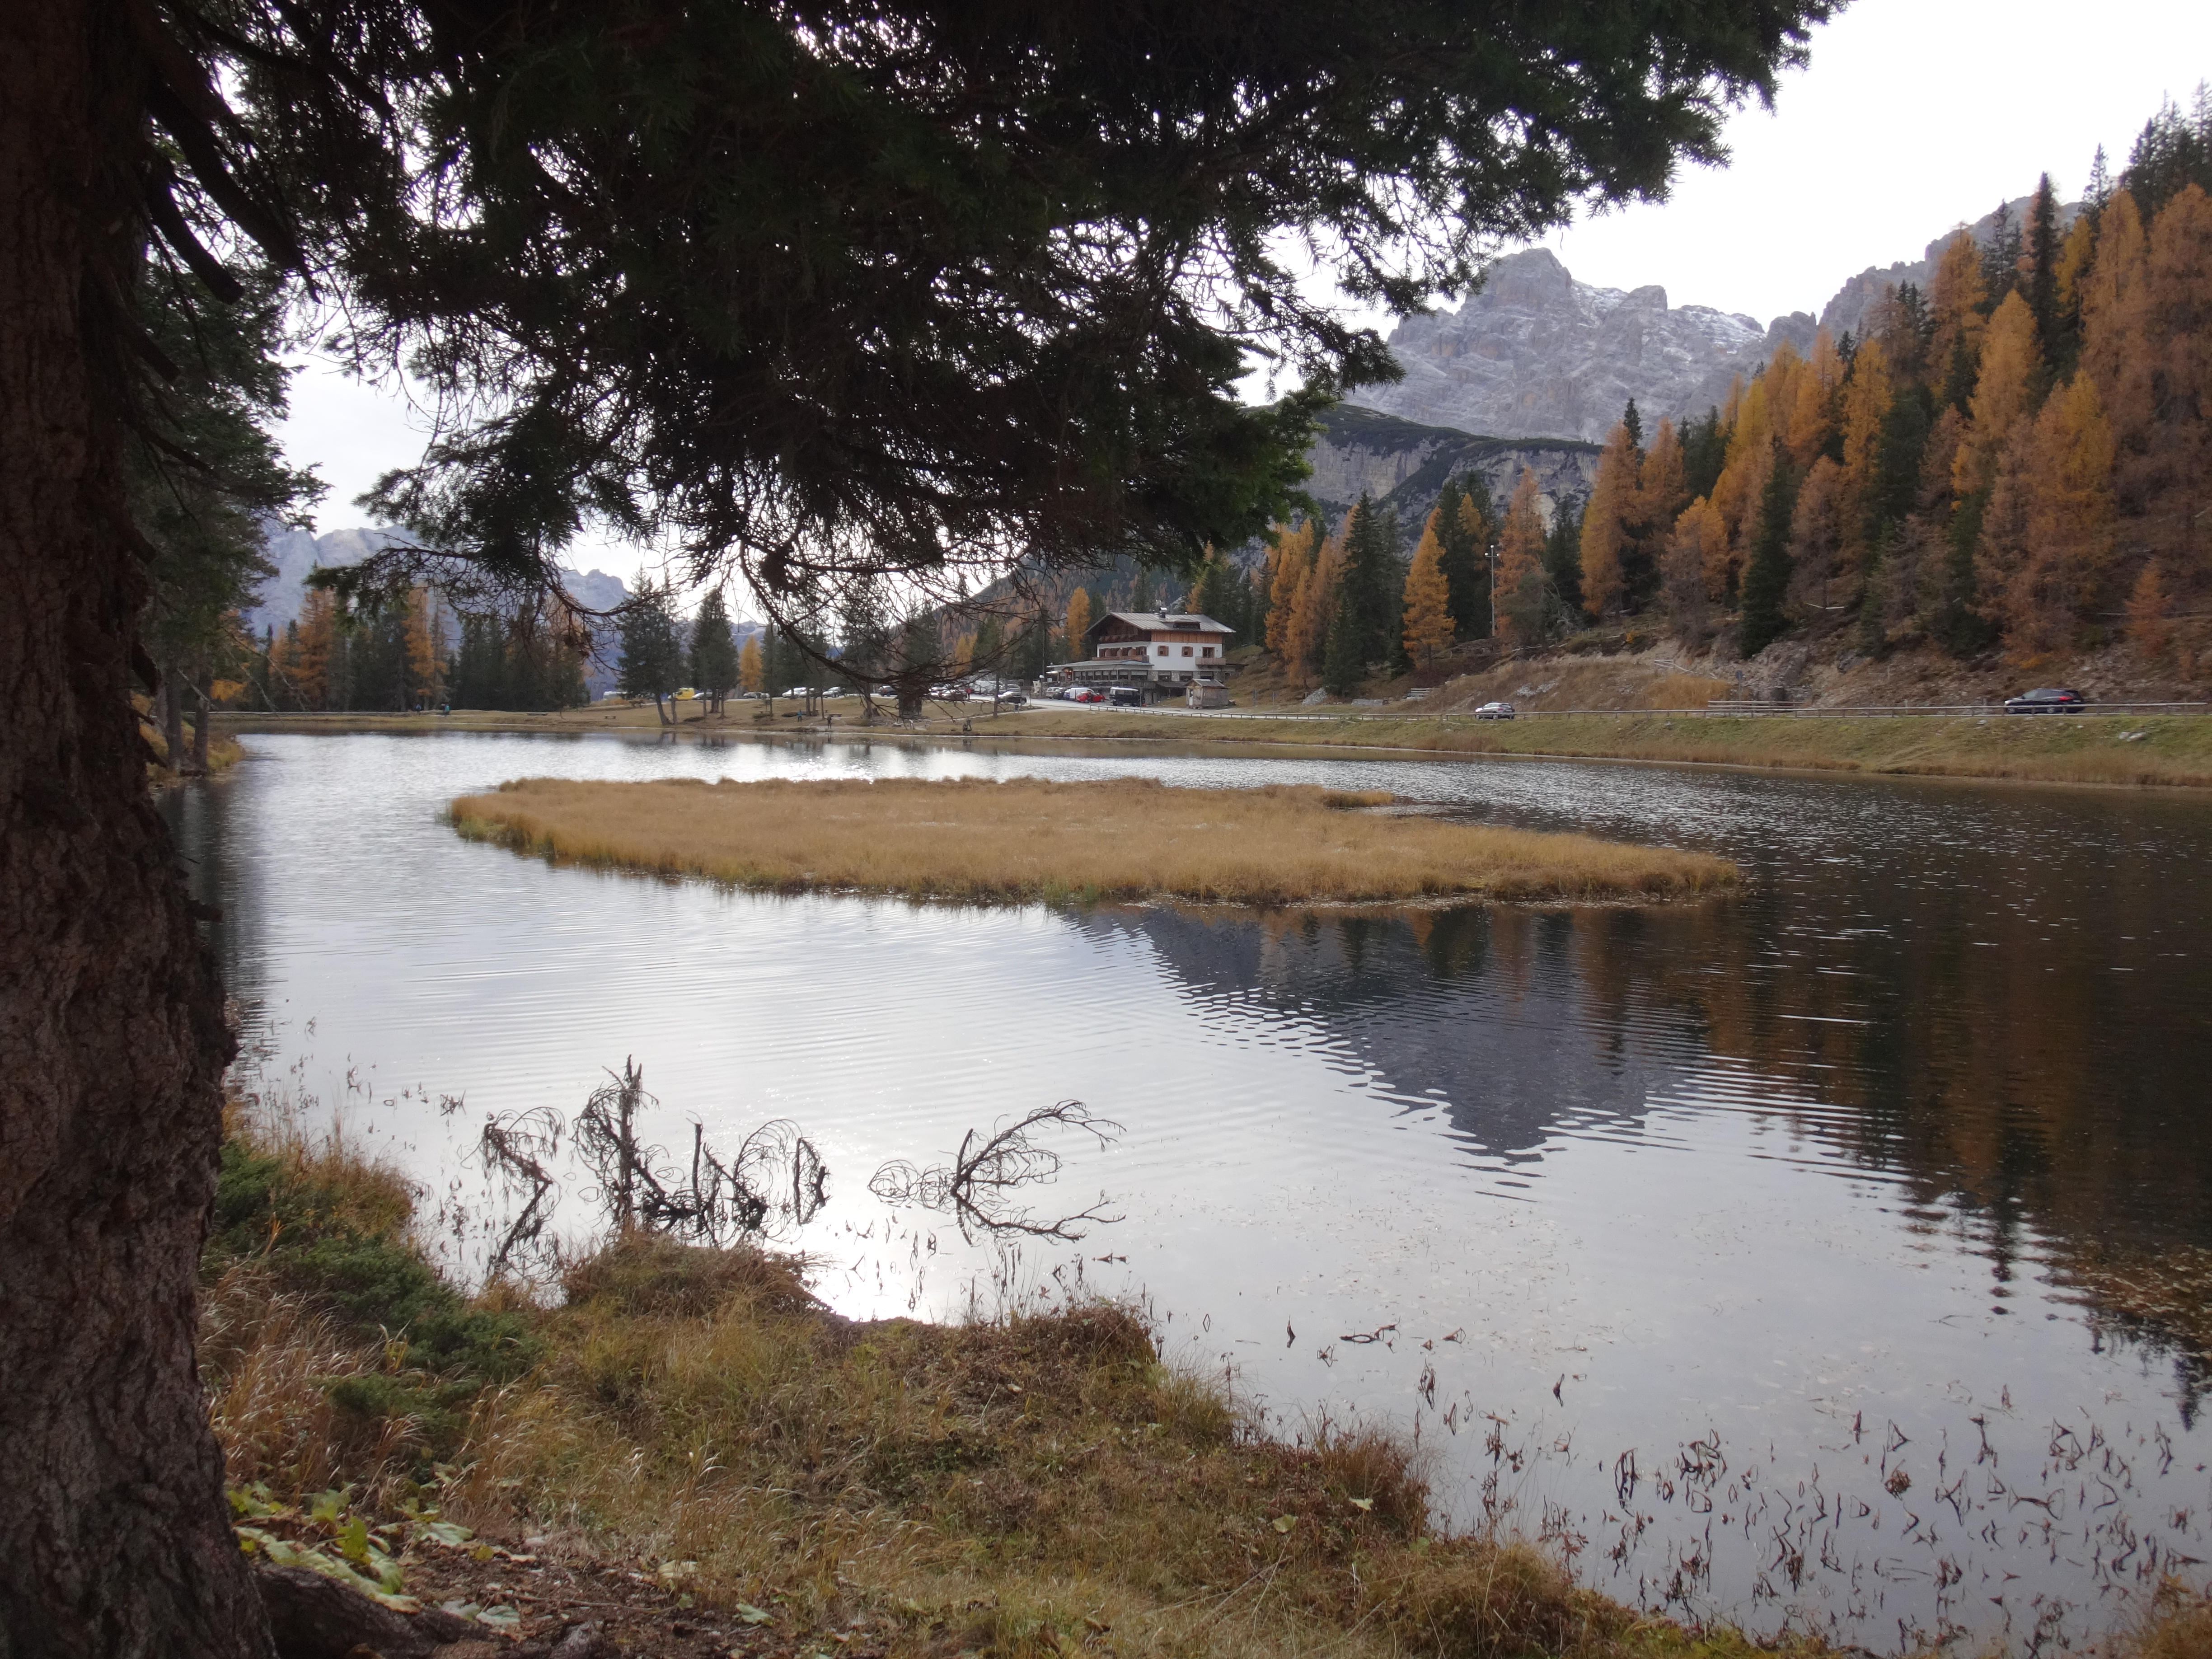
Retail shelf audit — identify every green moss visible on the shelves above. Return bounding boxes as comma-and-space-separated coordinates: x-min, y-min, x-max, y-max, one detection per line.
208, 1138, 540, 1386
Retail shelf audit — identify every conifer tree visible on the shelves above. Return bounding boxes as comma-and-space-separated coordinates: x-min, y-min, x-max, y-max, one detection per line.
739, 634, 764, 693
689, 586, 741, 712
1435, 475, 1494, 638
1682, 407, 1730, 501
618, 580, 686, 723
1622, 398, 1644, 453
1401, 526, 1455, 668
2026, 174, 2063, 365
1579, 422, 1637, 618
1738, 440, 1796, 658
1543, 494, 1585, 618
1333, 495, 1401, 672
1493, 469, 1551, 647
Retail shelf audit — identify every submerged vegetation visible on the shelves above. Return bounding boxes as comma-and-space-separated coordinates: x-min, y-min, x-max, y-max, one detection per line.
447, 775, 1735, 907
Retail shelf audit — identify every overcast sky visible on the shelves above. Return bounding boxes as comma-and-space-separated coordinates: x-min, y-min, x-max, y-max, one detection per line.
277, 0, 2212, 591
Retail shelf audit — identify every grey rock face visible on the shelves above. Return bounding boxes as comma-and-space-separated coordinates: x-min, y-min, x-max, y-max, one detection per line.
244, 524, 629, 639
1358, 248, 1815, 442
1818, 194, 2080, 345
1288, 403, 1601, 556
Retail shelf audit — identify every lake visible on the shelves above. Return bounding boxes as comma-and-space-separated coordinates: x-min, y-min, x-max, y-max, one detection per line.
164, 729, 2212, 1650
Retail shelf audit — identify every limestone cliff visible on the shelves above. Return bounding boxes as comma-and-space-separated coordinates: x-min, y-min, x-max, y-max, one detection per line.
1300, 403, 1598, 544
1356, 248, 1814, 443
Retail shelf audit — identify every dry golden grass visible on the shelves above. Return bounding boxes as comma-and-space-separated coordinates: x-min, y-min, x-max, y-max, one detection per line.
450, 775, 1734, 906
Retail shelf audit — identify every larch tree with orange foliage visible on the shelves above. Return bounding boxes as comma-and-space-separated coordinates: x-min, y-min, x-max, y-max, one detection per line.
1784, 456, 1847, 614
1063, 588, 1094, 659
1401, 528, 1455, 668
1264, 520, 1317, 660
292, 587, 338, 710
402, 587, 441, 707
1578, 422, 1637, 618
1631, 418, 1689, 603
739, 633, 764, 693
1954, 292, 2043, 506
1837, 339, 1894, 555
1928, 231, 1989, 412
2089, 186, 2212, 597
2127, 560, 2177, 662
1663, 496, 1727, 637
1785, 331, 1843, 468
1284, 521, 1344, 683
1494, 469, 1551, 646
1984, 372, 2116, 659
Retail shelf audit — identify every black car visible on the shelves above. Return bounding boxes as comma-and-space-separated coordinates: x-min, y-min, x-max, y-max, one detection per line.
2002, 686, 2087, 713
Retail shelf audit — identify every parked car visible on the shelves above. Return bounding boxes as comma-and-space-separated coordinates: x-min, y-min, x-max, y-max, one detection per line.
1071, 687, 1106, 703
2003, 687, 2087, 713
1107, 686, 1144, 706
995, 691, 1028, 707
1473, 701, 1517, 720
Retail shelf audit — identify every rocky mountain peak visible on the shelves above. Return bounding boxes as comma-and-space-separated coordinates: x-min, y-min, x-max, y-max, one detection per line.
1360, 248, 1815, 443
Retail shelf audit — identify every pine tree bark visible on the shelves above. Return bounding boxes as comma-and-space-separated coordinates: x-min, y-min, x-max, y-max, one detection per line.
0, 2, 265, 1654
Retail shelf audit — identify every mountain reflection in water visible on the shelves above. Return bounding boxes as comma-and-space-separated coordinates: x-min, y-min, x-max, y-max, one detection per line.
163, 731, 2212, 1647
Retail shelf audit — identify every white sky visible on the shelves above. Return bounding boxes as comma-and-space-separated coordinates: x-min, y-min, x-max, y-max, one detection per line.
277, 0, 2212, 592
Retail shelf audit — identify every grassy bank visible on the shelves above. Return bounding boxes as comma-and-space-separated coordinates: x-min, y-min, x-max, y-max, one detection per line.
203, 1116, 1778, 1658
448, 775, 1736, 906
205, 1114, 2212, 1657
223, 703, 2212, 790
982, 708, 2212, 790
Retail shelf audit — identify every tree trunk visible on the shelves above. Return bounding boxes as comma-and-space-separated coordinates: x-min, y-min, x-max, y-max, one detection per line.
162, 659, 185, 772
0, 3, 263, 1654
192, 684, 211, 773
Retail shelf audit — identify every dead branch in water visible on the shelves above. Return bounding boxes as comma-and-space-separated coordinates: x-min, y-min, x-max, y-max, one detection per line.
478, 1058, 831, 1260
869, 1101, 1123, 1242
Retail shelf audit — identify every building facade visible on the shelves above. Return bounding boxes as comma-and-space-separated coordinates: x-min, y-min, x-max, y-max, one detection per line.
1049, 610, 1237, 694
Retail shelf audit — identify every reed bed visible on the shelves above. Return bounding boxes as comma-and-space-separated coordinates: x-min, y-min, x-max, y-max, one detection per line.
449, 775, 1734, 906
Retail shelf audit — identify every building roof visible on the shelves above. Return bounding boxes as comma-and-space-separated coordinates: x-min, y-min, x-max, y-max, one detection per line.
1085, 610, 1235, 638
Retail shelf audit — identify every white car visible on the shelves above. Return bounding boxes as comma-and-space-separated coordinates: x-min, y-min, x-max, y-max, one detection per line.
1473, 701, 1516, 721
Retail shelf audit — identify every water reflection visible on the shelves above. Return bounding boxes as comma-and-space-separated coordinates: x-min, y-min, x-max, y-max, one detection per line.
160, 731, 2212, 1646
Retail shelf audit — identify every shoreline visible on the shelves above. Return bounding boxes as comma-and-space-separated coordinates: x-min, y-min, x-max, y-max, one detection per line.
219, 704, 2212, 792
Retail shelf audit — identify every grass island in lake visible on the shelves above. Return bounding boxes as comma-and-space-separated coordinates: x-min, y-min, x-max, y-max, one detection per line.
448, 774, 1736, 906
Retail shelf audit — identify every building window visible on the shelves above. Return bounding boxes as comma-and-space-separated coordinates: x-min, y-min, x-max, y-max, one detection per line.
1156, 645, 1168, 656
1201, 646, 1214, 657
1181, 646, 1192, 656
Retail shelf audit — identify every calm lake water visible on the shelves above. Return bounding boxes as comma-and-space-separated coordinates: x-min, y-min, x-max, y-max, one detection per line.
164, 730, 2212, 1650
